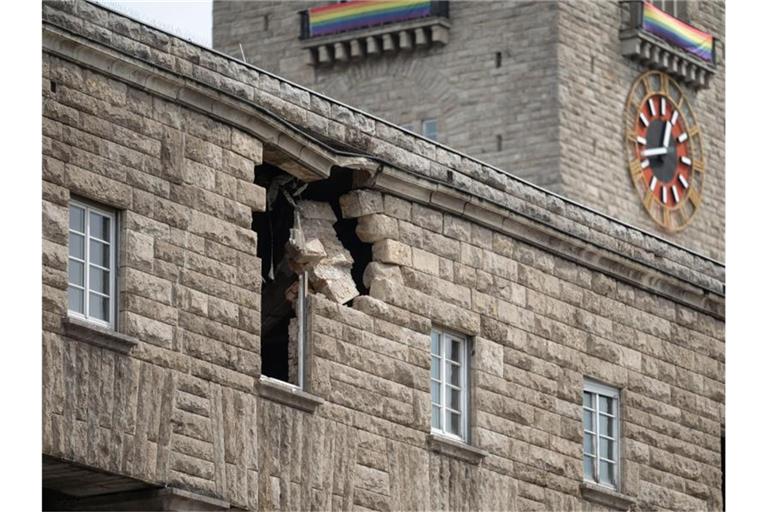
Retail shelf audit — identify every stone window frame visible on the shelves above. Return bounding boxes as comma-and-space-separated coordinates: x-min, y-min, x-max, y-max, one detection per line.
583, 378, 621, 491
67, 197, 119, 330
650, 0, 688, 22
430, 327, 471, 443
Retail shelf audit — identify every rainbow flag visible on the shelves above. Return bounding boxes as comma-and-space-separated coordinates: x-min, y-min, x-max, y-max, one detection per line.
642, 2, 713, 62
308, 0, 432, 38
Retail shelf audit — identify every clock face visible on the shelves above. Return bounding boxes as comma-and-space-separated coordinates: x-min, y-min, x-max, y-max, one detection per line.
624, 71, 705, 232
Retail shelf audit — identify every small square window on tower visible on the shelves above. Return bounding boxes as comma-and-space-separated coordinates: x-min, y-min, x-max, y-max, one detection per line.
430, 328, 470, 442
422, 119, 438, 142
583, 379, 621, 490
67, 200, 118, 329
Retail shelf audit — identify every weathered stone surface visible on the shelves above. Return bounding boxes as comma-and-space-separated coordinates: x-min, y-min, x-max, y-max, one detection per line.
42, 4, 724, 511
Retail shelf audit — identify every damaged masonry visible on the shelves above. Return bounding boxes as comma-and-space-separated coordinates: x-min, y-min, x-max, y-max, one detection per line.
255, 165, 371, 387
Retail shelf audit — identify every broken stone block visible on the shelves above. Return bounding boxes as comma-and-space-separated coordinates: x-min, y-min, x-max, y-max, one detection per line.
293, 200, 359, 305
363, 262, 403, 289
372, 239, 411, 266
356, 213, 398, 242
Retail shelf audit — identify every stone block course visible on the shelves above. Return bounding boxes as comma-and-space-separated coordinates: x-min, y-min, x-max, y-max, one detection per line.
42, 3, 724, 510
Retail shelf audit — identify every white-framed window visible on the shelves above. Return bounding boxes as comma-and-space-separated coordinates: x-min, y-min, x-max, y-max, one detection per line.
422, 119, 438, 141
583, 378, 620, 490
68, 199, 117, 328
431, 328, 470, 441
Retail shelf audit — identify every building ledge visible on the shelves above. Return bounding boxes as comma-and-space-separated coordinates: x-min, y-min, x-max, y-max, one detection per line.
257, 375, 324, 413
301, 18, 450, 67
580, 482, 637, 511
63, 315, 138, 353
620, 29, 715, 90
426, 433, 487, 465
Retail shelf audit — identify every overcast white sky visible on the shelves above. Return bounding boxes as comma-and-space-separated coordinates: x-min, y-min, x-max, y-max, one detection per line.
95, 1, 213, 47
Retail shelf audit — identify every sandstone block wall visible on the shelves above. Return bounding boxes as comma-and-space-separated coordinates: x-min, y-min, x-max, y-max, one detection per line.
213, 0, 725, 261
44, 2, 724, 511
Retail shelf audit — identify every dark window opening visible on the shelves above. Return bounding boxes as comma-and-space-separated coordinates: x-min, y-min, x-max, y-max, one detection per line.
254, 163, 304, 385
495, 51, 502, 68
50, 81, 57, 93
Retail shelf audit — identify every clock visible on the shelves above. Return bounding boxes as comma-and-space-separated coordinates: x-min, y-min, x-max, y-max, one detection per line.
624, 71, 705, 232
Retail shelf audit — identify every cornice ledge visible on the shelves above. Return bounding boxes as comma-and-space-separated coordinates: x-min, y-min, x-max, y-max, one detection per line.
372, 167, 724, 320
42, 24, 338, 182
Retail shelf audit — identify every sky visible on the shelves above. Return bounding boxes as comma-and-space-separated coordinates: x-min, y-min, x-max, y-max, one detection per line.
94, 1, 213, 47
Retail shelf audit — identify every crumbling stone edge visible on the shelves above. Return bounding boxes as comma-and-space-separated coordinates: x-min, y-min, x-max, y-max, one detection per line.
426, 433, 487, 465
62, 316, 139, 353
257, 375, 324, 413
580, 482, 637, 511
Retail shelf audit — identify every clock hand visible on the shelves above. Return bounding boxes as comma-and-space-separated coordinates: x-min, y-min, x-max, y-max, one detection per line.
663, 121, 672, 148
642, 147, 669, 157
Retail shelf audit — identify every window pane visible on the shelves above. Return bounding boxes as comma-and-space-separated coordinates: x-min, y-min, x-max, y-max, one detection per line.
447, 362, 461, 387
583, 391, 593, 409
599, 437, 615, 461
89, 266, 110, 295
599, 414, 614, 438
431, 331, 440, 355
431, 356, 441, 380
90, 212, 111, 242
69, 205, 85, 232
583, 433, 595, 456
449, 388, 461, 411
583, 409, 594, 431
68, 260, 84, 287
599, 395, 614, 415
448, 411, 461, 435
599, 460, 615, 486
449, 339, 462, 363
89, 239, 111, 268
89, 293, 110, 321
69, 233, 85, 260
68, 286, 84, 314
431, 381, 441, 404
583, 455, 595, 481
432, 405, 441, 429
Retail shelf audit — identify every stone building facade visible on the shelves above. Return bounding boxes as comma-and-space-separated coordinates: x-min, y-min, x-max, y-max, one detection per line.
43, 2, 724, 511
213, 1, 725, 261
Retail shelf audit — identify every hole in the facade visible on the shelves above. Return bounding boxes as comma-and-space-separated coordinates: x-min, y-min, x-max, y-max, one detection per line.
495, 51, 502, 68
50, 81, 57, 93
263, 14, 270, 31
496, 134, 503, 152
253, 164, 371, 384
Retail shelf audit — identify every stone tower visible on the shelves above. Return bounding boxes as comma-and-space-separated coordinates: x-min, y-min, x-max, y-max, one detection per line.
213, 1, 725, 260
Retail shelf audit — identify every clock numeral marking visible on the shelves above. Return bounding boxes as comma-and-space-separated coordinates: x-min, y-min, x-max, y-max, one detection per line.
662, 207, 671, 228
688, 187, 702, 208
693, 159, 705, 174
639, 112, 649, 127
661, 186, 667, 204
680, 156, 692, 166
649, 176, 658, 192
629, 159, 644, 181
677, 132, 688, 143
660, 74, 669, 95
642, 76, 653, 95
643, 189, 655, 211
678, 174, 689, 189
637, 136, 647, 145
671, 110, 679, 126
671, 185, 680, 204
689, 126, 700, 138
641, 159, 650, 169
660, 97, 666, 116
648, 98, 657, 117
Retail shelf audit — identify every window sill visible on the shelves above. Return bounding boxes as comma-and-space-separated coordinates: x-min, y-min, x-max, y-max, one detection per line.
426, 433, 487, 465
580, 482, 636, 511
257, 376, 324, 413
63, 315, 139, 353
